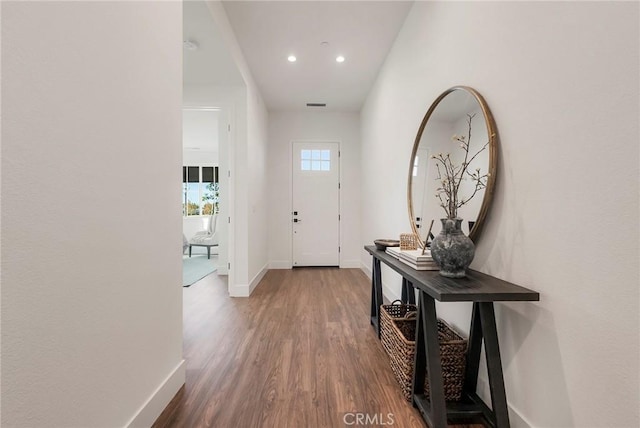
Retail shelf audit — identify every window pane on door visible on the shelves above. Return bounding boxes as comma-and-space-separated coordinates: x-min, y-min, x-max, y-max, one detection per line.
300, 149, 331, 171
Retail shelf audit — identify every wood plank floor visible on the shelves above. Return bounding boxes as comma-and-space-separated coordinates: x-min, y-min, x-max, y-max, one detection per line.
153, 268, 479, 428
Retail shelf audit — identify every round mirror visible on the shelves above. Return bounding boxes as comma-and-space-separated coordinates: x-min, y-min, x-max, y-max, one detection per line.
407, 86, 497, 247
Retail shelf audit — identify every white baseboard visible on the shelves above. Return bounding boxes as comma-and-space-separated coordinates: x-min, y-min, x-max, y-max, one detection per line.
360, 260, 371, 277
473, 378, 532, 427
508, 402, 534, 428
382, 280, 401, 304
229, 284, 249, 297
249, 263, 268, 294
216, 264, 228, 275
126, 359, 186, 428
229, 263, 269, 297
269, 260, 291, 269
360, 260, 401, 304
339, 259, 361, 268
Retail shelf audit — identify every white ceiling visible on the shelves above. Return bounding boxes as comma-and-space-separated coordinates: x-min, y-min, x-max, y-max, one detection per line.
183, 1, 412, 111
221, 1, 413, 111
183, 1, 244, 87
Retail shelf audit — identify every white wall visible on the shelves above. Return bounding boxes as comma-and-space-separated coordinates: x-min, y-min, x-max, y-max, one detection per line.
207, 1, 269, 296
361, 2, 639, 427
2, 2, 184, 427
182, 109, 219, 152
268, 111, 361, 268
245, 90, 269, 289
183, 150, 219, 166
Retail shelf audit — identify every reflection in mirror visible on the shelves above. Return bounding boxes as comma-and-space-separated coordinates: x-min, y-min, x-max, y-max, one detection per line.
408, 87, 497, 247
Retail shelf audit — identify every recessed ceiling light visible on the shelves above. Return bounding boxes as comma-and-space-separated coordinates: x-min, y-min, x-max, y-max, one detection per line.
288, 55, 297, 62
183, 40, 199, 51
336, 55, 345, 63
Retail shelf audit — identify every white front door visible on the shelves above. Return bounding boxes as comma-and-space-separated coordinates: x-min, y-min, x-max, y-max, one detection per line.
292, 142, 340, 267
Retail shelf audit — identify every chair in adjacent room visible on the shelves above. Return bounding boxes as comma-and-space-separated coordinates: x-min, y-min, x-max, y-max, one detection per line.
188, 213, 219, 259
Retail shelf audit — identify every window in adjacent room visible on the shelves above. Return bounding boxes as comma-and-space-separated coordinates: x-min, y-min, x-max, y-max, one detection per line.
182, 166, 219, 216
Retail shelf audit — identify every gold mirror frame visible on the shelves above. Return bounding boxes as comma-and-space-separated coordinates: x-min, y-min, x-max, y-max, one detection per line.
407, 86, 498, 246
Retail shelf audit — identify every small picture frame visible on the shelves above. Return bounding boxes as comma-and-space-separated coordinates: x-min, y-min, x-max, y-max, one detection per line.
399, 233, 418, 251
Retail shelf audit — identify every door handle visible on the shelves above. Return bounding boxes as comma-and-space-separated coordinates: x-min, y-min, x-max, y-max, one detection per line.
293, 219, 301, 223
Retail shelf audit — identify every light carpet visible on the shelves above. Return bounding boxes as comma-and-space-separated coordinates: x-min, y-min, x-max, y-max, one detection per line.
183, 255, 217, 287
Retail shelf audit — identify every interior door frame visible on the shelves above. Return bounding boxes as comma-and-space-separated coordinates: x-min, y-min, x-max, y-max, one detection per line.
290, 140, 341, 268
182, 103, 235, 294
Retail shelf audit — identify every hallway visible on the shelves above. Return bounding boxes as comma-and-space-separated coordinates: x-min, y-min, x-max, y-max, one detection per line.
153, 268, 488, 427
153, 268, 430, 427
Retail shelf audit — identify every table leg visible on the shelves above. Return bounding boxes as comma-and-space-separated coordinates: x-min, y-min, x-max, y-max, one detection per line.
370, 258, 382, 337
412, 291, 447, 428
463, 302, 483, 395
401, 278, 416, 304
412, 290, 426, 399
407, 280, 415, 304
479, 302, 510, 428
370, 258, 376, 325
422, 293, 447, 428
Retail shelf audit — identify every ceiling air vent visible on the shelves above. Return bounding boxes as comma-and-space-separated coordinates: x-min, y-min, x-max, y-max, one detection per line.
306, 103, 327, 107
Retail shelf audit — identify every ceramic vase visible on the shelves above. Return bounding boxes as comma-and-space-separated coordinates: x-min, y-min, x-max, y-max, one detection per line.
430, 218, 475, 278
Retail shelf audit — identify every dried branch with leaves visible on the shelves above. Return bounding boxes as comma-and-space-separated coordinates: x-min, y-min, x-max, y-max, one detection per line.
431, 114, 490, 219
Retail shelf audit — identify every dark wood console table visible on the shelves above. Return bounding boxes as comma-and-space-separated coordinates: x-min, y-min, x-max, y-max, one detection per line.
365, 245, 539, 428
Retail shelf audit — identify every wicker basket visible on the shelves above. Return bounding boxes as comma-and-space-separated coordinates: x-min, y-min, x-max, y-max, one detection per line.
380, 301, 467, 402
